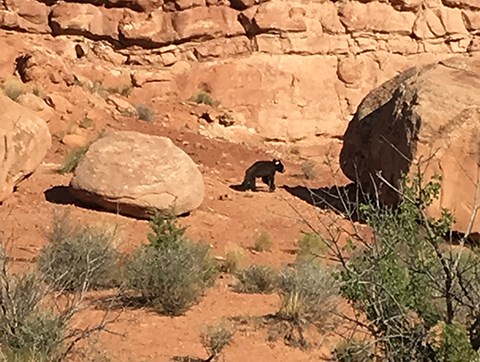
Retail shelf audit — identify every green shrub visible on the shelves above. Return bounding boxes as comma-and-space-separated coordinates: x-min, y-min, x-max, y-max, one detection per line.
0, 250, 65, 362
38, 213, 119, 291
200, 321, 234, 360
253, 230, 273, 252
124, 213, 218, 316
0, 237, 115, 362
234, 264, 277, 294
0, 312, 66, 362
277, 261, 339, 327
336, 173, 480, 360
135, 104, 155, 122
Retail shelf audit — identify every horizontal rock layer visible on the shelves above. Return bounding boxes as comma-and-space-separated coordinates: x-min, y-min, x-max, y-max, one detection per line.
0, 0, 479, 143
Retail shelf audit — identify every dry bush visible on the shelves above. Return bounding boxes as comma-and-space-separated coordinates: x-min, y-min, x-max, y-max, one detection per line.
223, 244, 245, 274
57, 145, 90, 174
1, 77, 24, 101
253, 230, 273, 252
234, 264, 278, 294
200, 321, 234, 360
57, 132, 104, 174
296, 232, 327, 263
277, 261, 339, 328
191, 91, 217, 107
135, 104, 155, 121
289, 145, 301, 155
38, 213, 119, 292
332, 338, 374, 362
301, 160, 316, 180
124, 213, 219, 316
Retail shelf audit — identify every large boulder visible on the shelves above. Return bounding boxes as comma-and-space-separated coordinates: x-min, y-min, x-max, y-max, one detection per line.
69, 131, 205, 218
0, 92, 51, 202
340, 55, 480, 233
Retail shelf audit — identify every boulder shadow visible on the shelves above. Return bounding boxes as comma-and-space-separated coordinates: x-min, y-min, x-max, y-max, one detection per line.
44, 185, 192, 220
282, 183, 371, 223
45, 185, 111, 214
44, 185, 78, 206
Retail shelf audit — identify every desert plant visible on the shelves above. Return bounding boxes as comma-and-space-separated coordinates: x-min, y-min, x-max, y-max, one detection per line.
332, 338, 374, 362
0, 274, 65, 362
57, 132, 104, 174
253, 230, 273, 252
80, 117, 94, 129
296, 232, 327, 263
135, 104, 155, 121
37, 213, 119, 291
200, 321, 234, 361
2, 77, 24, 101
191, 91, 217, 106
57, 145, 90, 174
234, 264, 277, 294
223, 244, 245, 274
328, 173, 480, 361
0, 241, 116, 362
124, 213, 218, 316
277, 261, 339, 328
289, 145, 301, 155
301, 160, 316, 180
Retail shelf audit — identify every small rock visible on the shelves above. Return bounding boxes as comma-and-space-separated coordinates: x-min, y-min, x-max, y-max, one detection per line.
106, 94, 136, 114
44, 93, 72, 114
61, 134, 88, 149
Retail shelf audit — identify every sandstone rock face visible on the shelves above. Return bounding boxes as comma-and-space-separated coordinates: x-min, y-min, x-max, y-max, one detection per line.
1, 0, 480, 145
0, 0, 49, 33
50, 3, 123, 40
340, 55, 480, 233
70, 131, 205, 218
0, 92, 51, 202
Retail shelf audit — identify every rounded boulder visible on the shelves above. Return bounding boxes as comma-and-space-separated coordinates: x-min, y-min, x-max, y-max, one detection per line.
69, 131, 205, 218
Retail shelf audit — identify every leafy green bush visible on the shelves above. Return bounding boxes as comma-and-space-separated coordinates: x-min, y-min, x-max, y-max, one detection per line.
124, 213, 218, 316
38, 214, 119, 291
336, 173, 480, 361
234, 264, 277, 294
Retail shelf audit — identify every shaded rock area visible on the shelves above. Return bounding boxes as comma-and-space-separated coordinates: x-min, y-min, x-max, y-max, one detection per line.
69, 131, 205, 218
0, 92, 51, 202
340, 54, 480, 233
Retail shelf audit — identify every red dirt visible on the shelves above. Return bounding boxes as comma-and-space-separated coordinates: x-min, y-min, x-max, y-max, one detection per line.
0, 105, 365, 361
